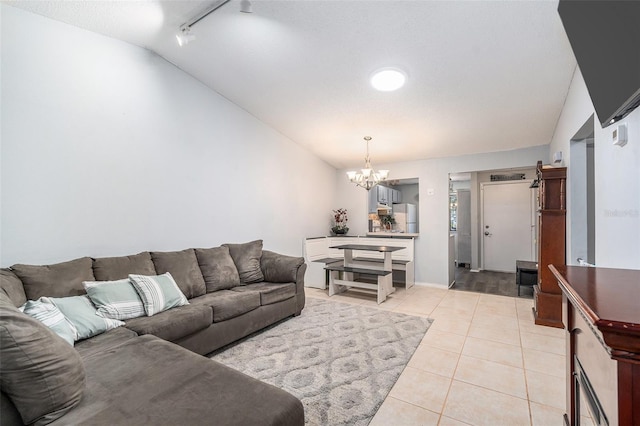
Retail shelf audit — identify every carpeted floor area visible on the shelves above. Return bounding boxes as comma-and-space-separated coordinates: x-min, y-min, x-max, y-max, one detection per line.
210, 298, 432, 425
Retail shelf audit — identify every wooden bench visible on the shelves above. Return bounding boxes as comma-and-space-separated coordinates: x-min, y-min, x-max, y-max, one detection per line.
352, 257, 415, 289
313, 257, 414, 289
325, 264, 393, 304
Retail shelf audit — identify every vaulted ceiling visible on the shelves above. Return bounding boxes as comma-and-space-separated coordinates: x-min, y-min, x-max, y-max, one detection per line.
8, 0, 576, 169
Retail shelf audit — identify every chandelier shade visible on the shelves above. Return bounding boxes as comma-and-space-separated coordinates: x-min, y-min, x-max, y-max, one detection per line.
346, 136, 389, 191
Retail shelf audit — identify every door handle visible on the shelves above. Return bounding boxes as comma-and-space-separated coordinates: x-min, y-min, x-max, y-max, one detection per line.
484, 231, 491, 236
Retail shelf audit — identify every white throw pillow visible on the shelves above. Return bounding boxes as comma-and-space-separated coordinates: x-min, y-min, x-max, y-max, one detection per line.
83, 278, 146, 320
48, 295, 124, 341
19, 298, 77, 346
129, 272, 189, 316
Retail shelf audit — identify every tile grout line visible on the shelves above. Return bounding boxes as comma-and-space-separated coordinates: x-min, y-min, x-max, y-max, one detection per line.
517, 298, 535, 426
436, 291, 479, 425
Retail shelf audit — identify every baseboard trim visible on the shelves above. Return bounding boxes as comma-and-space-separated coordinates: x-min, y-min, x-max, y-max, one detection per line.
413, 281, 448, 289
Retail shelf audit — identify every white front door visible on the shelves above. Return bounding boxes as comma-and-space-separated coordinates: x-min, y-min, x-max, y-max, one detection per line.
482, 181, 534, 272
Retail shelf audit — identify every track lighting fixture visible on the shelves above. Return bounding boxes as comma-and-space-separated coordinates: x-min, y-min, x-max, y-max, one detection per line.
176, 0, 253, 46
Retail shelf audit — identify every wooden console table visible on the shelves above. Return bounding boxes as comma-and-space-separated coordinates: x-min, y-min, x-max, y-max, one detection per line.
326, 244, 405, 304
550, 265, 640, 426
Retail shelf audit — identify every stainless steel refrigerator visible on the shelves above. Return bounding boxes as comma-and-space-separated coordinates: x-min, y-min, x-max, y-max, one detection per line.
393, 203, 417, 233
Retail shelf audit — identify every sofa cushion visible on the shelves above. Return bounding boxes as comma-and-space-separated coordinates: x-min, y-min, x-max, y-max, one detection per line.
190, 290, 260, 322
223, 240, 264, 284
231, 282, 296, 306
0, 393, 22, 426
83, 278, 146, 320
20, 298, 76, 346
92, 252, 156, 281
49, 295, 125, 341
0, 293, 85, 425
195, 246, 240, 292
151, 249, 206, 299
50, 335, 304, 426
129, 273, 189, 316
11, 257, 95, 300
74, 327, 138, 360
123, 304, 212, 342
0, 269, 26, 307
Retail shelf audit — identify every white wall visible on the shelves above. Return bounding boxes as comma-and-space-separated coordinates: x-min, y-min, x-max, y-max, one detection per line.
0, 6, 336, 266
336, 145, 549, 286
549, 67, 640, 269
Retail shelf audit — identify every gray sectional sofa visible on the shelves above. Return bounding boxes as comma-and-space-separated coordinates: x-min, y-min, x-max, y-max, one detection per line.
0, 240, 307, 426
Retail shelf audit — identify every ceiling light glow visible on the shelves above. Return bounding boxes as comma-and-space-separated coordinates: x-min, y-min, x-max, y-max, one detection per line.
370, 68, 406, 91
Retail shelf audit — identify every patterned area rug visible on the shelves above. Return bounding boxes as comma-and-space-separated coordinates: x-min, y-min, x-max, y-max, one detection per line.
210, 297, 432, 425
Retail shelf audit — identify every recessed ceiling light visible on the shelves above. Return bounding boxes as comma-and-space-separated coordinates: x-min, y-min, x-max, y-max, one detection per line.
370, 68, 406, 92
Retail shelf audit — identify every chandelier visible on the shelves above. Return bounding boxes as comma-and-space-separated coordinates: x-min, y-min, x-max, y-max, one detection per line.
346, 136, 389, 191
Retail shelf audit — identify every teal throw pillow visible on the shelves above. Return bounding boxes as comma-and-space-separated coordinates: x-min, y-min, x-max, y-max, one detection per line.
129, 272, 189, 316
83, 278, 145, 320
48, 295, 124, 341
19, 298, 76, 346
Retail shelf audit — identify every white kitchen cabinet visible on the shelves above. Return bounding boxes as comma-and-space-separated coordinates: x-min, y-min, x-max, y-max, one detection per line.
377, 185, 389, 204
392, 188, 402, 203
368, 188, 378, 213
368, 185, 402, 213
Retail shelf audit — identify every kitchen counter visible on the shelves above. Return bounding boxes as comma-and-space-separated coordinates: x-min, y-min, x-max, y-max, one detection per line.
366, 232, 418, 238
305, 235, 364, 240
306, 233, 418, 240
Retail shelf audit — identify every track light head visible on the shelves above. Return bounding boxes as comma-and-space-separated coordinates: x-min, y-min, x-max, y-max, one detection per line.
176, 27, 195, 47
240, 0, 253, 13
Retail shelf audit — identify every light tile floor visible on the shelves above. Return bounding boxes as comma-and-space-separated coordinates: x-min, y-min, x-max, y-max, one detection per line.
305, 285, 567, 426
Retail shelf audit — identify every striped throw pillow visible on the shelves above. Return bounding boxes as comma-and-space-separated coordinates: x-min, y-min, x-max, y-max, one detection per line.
129, 272, 189, 316
20, 298, 77, 346
83, 279, 146, 320
48, 295, 125, 341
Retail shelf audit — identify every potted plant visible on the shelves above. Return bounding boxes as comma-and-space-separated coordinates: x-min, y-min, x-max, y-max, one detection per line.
380, 214, 396, 231
331, 208, 349, 235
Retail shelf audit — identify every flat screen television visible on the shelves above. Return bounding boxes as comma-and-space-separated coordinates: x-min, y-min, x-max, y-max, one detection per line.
558, 0, 640, 127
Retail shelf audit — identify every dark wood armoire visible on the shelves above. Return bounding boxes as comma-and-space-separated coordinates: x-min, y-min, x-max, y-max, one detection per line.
532, 161, 567, 328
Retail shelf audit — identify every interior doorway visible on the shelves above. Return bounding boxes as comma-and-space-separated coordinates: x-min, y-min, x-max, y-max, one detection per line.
449, 167, 537, 297
481, 181, 535, 272
569, 115, 596, 265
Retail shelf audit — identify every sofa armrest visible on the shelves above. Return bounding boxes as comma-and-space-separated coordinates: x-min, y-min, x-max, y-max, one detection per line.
261, 251, 306, 315
260, 250, 305, 283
